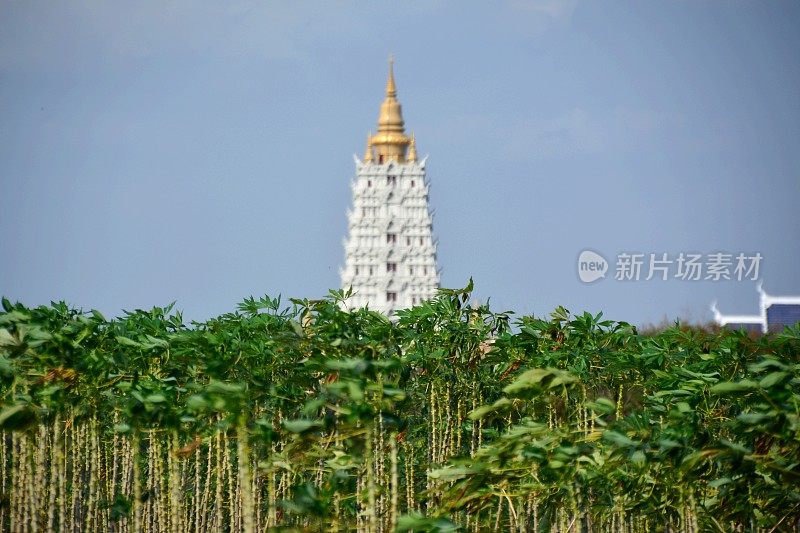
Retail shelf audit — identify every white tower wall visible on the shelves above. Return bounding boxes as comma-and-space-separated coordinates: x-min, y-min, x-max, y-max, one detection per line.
341, 157, 439, 314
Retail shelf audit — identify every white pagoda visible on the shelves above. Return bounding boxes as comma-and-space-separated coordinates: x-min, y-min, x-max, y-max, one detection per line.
340, 59, 440, 315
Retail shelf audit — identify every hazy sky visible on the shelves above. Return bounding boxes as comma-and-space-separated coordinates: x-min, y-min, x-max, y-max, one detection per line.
2, 1, 799, 326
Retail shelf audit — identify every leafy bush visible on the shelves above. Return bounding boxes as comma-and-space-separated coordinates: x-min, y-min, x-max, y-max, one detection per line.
0, 283, 798, 532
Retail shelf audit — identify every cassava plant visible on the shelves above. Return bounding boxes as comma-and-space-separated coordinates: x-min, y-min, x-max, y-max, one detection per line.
0, 282, 798, 532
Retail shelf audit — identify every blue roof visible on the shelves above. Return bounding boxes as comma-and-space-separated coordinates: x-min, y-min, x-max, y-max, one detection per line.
766, 303, 800, 332
723, 322, 762, 334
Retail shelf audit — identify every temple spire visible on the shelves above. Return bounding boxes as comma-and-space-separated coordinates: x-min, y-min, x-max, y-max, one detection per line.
407, 133, 417, 162
377, 56, 405, 134
371, 56, 411, 162
385, 55, 397, 98
363, 132, 373, 162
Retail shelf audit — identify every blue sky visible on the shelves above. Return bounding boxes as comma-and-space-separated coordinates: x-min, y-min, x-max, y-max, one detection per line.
1, 1, 798, 326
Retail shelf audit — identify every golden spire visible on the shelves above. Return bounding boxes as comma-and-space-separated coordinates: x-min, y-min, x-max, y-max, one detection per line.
377, 56, 405, 134
385, 55, 397, 98
407, 132, 417, 162
363, 132, 373, 162
370, 56, 411, 163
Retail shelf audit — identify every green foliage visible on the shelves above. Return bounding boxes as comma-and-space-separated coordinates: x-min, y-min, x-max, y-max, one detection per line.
0, 283, 798, 531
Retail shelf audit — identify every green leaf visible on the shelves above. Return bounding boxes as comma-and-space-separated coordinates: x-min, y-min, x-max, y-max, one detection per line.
144, 335, 169, 348
207, 381, 246, 396
748, 358, 788, 373
116, 336, 141, 348
709, 380, 758, 394
657, 438, 681, 451
759, 371, 789, 389
113, 423, 132, 434
737, 412, 772, 425
145, 394, 167, 403
290, 320, 305, 337
503, 368, 577, 396
719, 439, 751, 455
396, 513, 459, 532
0, 356, 13, 377
0, 404, 35, 430
428, 465, 484, 481
603, 431, 637, 449
0, 310, 30, 326
586, 397, 616, 415
186, 395, 208, 411
630, 450, 646, 465
325, 358, 368, 373
709, 477, 732, 489
467, 398, 512, 421
282, 419, 323, 434
0, 328, 16, 347
346, 380, 363, 401
325, 450, 359, 470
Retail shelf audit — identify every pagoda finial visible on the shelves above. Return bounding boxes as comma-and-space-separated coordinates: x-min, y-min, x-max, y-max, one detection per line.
386, 55, 396, 97
363, 132, 374, 162
373, 56, 404, 134
407, 132, 417, 162
372, 56, 409, 162
377, 56, 403, 133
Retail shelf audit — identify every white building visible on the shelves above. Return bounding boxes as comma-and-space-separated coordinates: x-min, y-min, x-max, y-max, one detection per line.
340, 60, 440, 315
712, 283, 800, 334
